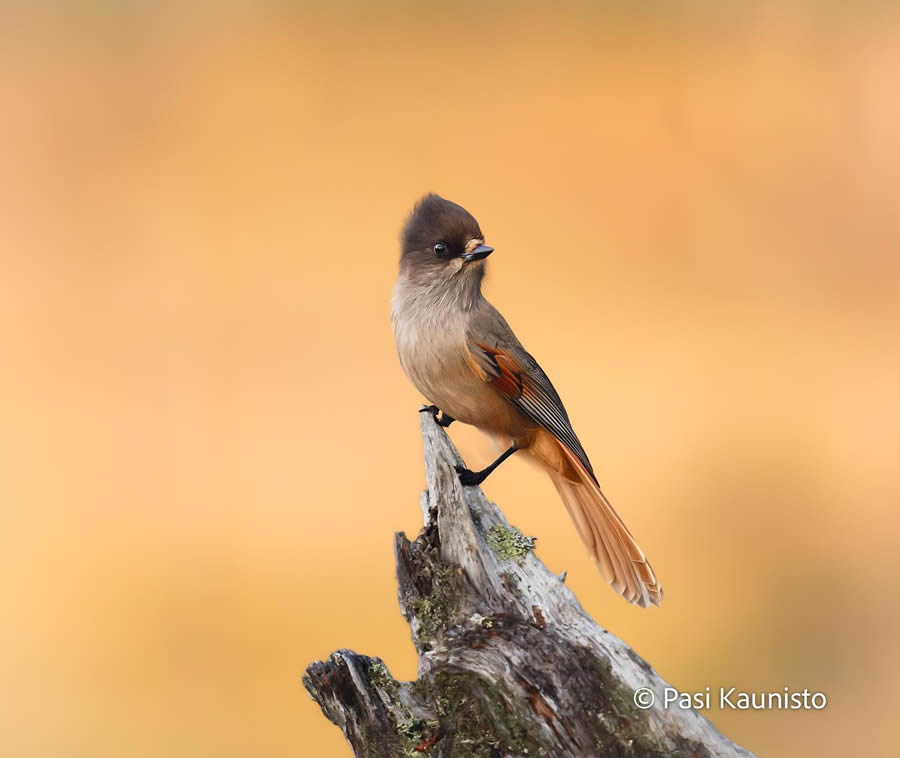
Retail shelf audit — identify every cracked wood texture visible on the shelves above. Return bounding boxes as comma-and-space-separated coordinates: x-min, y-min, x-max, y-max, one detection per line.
304, 413, 756, 758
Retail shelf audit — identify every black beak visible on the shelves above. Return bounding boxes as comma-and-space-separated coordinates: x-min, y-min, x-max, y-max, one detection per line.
463, 244, 494, 262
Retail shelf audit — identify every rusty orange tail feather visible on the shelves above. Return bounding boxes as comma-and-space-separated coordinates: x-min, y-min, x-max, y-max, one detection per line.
527, 430, 663, 607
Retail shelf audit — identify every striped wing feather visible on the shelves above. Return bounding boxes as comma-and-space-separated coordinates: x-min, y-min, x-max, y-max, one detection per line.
468, 340, 663, 607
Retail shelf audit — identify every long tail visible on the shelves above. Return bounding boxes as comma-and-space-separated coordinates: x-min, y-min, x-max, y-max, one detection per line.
534, 433, 663, 607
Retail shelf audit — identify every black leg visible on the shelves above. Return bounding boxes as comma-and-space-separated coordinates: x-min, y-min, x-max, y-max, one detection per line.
455, 443, 519, 486
419, 405, 455, 427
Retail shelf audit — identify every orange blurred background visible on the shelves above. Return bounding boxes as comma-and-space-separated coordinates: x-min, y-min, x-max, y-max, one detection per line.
2, 2, 899, 757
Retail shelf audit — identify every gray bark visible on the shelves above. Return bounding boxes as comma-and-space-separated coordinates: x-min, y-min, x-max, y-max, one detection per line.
304, 412, 756, 758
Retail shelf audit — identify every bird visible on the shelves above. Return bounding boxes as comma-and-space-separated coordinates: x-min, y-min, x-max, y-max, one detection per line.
391, 194, 663, 608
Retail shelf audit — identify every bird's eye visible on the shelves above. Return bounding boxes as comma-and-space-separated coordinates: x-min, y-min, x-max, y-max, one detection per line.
433, 242, 449, 258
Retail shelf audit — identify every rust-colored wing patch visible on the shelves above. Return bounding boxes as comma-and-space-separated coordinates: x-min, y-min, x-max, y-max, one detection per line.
473, 343, 525, 398
468, 340, 595, 480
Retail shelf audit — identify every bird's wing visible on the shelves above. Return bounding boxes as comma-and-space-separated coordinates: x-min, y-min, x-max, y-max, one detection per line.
467, 303, 661, 607
467, 304, 595, 480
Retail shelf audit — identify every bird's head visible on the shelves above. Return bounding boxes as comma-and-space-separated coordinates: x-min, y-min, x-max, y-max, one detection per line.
399, 194, 493, 291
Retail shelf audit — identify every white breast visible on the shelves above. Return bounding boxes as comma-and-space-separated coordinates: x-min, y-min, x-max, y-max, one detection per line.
391, 275, 488, 422
393, 277, 459, 386
390, 271, 526, 435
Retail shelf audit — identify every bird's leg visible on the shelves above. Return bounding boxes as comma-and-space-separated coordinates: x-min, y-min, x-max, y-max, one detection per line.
419, 405, 455, 427
455, 443, 519, 486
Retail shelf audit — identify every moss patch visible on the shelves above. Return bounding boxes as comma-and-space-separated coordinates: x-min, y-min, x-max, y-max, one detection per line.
486, 525, 536, 560
426, 671, 545, 757
366, 659, 397, 694
410, 562, 462, 642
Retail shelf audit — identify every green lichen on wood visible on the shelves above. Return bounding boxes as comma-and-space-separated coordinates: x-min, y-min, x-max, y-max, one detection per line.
366, 658, 397, 694
423, 671, 546, 757
569, 645, 677, 757
410, 562, 463, 642
486, 524, 536, 560
396, 715, 427, 739
364, 660, 444, 755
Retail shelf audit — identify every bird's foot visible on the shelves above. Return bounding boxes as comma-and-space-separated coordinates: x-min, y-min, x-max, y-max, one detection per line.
454, 465, 487, 487
453, 443, 519, 487
419, 405, 455, 427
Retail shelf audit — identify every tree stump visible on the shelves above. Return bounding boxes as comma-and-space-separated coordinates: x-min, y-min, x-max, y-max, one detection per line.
304, 413, 756, 758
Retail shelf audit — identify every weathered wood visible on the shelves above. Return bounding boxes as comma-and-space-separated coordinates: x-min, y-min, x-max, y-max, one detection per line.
304, 412, 756, 757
